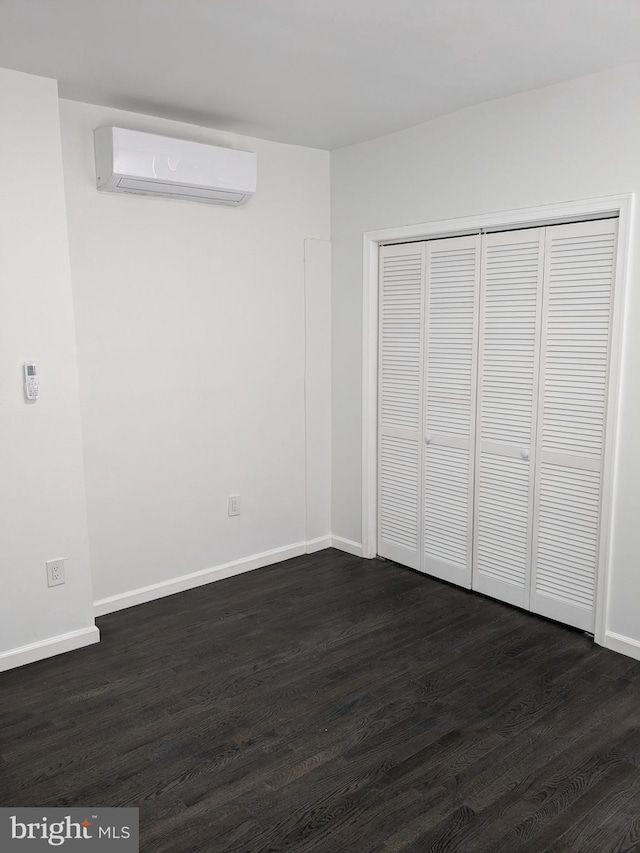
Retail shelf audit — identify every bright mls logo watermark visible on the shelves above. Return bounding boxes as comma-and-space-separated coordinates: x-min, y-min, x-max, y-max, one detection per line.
0, 809, 138, 850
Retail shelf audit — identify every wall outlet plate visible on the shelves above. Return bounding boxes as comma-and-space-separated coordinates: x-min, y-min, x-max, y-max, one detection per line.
228, 495, 241, 517
46, 558, 66, 587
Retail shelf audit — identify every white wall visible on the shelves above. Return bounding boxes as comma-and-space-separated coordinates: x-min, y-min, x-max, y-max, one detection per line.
59, 100, 331, 608
331, 64, 640, 650
0, 69, 97, 669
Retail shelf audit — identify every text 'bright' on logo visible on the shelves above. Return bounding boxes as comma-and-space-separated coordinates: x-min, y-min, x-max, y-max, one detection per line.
11, 816, 94, 846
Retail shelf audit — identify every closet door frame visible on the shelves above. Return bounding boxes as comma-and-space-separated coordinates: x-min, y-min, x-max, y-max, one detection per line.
362, 194, 633, 651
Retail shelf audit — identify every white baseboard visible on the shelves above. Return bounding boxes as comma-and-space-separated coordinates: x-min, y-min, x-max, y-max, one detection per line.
94, 535, 369, 619
306, 535, 332, 553
603, 630, 640, 662
0, 626, 100, 673
94, 541, 308, 617
331, 535, 364, 557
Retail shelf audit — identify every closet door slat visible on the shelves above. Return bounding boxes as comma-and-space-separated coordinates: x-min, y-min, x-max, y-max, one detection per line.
473, 229, 544, 608
531, 219, 617, 630
423, 235, 480, 587
378, 243, 425, 568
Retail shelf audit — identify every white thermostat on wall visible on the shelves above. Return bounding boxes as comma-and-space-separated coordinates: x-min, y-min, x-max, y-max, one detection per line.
23, 362, 39, 400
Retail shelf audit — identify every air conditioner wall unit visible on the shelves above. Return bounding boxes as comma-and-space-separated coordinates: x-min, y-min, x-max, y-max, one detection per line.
94, 127, 256, 206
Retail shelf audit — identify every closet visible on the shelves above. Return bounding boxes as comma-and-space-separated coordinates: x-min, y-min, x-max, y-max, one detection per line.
378, 218, 617, 632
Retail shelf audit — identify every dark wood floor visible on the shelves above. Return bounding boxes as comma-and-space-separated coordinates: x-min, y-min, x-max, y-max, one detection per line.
1, 550, 640, 852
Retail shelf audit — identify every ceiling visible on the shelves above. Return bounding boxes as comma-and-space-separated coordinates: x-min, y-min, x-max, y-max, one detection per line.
1, 0, 639, 149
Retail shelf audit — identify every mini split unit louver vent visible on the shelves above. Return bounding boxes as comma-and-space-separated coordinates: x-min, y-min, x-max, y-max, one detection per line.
94, 127, 257, 206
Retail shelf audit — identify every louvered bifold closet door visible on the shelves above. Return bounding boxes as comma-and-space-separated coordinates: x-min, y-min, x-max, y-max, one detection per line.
530, 219, 617, 631
378, 243, 426, 569
423, 235, 480, 587
473, 229, 545, 608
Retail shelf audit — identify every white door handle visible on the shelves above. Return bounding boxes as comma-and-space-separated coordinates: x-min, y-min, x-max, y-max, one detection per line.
425, 435, 432, 445
521, 449, 530, 461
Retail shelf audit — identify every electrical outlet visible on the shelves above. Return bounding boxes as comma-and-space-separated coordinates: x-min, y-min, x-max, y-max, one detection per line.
228, 495, 241, 517
46, 558, 66, 587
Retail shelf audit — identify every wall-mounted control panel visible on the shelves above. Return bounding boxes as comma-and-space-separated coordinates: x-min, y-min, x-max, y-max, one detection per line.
23, 362, 39, 400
